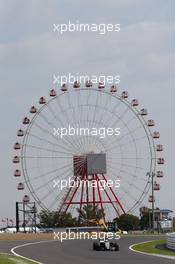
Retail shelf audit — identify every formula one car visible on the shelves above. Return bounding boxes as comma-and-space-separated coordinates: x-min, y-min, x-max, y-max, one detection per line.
93, 238, 119, 251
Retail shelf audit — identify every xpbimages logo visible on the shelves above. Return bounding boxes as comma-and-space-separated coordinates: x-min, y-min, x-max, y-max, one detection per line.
53, 125, 121, 139
53, 177, 121, 191
54, 229, 121, 243
53, 73, 120, 86
53, 21, 120, 35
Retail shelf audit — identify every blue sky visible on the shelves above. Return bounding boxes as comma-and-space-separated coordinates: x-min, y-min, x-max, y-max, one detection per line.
0, 0, 175, 221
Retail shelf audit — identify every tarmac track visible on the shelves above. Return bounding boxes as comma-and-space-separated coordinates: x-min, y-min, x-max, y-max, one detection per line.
1, 236, 175, 264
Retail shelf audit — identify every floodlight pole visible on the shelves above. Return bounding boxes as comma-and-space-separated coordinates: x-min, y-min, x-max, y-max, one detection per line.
151, 172, 155, 233
34, 202, 37, 233
16, 202, 19, 232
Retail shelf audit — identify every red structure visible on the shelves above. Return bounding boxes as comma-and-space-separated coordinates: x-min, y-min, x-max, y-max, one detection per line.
58, 154, 125, 220
13, 84, 164, 225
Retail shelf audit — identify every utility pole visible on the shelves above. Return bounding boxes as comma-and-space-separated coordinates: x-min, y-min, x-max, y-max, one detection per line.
151, 172, 155, 233
16, 202, 19, 232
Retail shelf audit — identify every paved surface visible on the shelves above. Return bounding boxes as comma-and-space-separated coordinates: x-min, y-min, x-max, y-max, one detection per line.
0, 236, 175, 264
0, 240, 30, 254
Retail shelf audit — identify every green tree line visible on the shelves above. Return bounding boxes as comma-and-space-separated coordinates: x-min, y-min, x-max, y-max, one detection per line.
38, 205, 149, 230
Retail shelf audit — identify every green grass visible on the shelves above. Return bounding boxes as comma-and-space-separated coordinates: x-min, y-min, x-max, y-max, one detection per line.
0, 254, 36, 264
132, 240, 175, 257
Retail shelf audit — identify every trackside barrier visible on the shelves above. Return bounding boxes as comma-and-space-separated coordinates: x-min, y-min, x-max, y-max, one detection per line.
167, 233, 175, 250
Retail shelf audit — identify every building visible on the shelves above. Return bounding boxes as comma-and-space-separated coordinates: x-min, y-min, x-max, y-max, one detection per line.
140, 207, 173, 232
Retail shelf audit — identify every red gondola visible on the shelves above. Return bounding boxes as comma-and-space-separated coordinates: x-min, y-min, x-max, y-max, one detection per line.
14, 170, 21, 177
73, 81, 80, 88
98, 82, 105, 89
23, 117, 30, 125
147, 119, 155, 127
39, 97, 46, 104
50, 89, 57, 97
85, 80, 93, 88
149, 195, 155, 203
61, 84, 68, 91
156, 144, 163, 151
110, 85, 117, 93
153, 131, 160, 139
140, 108, 148, 116
14, 142, 21, 150
157, 158, 165, 165
157, 171, 164, 178
17, 129, 24, 137
30, 106, 37, 113
23, 195, 30, 203
131, 99, 139, 107
13, 156, 20, 163
153, 182, 160, 191
17, 183, 24, 190
121, 91, 128, 99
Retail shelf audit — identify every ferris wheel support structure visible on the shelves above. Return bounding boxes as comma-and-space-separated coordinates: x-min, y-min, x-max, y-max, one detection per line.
13, 83, 164, 223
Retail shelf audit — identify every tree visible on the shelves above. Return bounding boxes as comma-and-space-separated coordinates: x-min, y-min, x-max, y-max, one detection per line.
39, 210, 55, 228
56, 212, 78, 227
77, 204, 104, 225
140, 213, 149, 230
38, 210, 78, 228
116, 214, 140, 231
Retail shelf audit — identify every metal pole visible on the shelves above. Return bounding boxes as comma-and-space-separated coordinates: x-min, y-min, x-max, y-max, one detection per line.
23, 202, 26, 233
34, 202, 37, 233
151, 172, 155, 233
16, 202, 19, 233
6, 218, 9, 228
92, 174, 96, 214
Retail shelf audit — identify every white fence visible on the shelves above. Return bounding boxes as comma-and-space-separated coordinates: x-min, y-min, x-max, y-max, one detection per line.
166, 233, 175, 250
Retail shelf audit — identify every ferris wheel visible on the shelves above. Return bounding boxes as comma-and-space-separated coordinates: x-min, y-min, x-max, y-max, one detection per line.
13, 81, 164, 221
